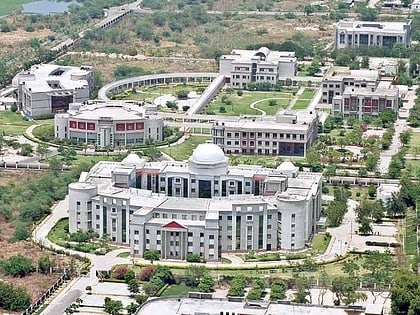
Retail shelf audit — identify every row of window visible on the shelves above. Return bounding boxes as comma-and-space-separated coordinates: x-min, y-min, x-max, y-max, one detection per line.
226, 131, 305, 140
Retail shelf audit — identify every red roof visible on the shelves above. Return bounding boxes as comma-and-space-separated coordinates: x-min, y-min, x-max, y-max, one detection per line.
162, 221, 186, 229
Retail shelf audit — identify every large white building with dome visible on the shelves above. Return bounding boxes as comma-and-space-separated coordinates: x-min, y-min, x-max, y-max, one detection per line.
68, 143, 322, 261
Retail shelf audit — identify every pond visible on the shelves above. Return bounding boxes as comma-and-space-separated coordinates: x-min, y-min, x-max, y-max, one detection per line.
22, 0, 76, 15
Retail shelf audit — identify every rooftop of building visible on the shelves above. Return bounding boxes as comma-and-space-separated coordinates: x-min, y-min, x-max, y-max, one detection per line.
12, 64, 92, 93
76, 147, 321, 210
138, 298, 351, 315
324, 66, 379, 82
342, 82, 399, 96
336, 19, 411, 32
220, 47, 296, 65
58, 100, 159, 121
214, 110, 317, 132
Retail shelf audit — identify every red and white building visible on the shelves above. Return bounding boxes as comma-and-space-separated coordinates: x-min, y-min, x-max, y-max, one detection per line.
54, 100, 163, 147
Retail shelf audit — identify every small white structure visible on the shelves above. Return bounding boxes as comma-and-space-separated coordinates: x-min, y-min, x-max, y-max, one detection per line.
12, 64, 94, 118
376, 183, 401, 203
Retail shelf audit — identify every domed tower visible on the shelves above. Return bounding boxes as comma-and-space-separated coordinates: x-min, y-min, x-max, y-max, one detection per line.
68, 182, 97, 233
188, 143, 228, 176
276, 161, 299, 178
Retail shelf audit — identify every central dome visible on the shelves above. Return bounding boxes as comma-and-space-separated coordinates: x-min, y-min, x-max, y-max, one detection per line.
190, 143, 226, 164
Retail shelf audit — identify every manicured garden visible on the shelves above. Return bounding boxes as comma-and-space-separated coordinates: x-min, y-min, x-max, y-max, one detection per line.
160, 135, 211, 161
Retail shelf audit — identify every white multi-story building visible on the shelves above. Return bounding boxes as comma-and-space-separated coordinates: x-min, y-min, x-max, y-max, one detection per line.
412, 0, 420, 10
332, 81, 399, 118
335, 19, 412, 49
69, 143, 322, 261
321, 67, 380, 105
54, 100, 164, 148
219, 47, 297, 88
212, 110, 318, 157
322, 67, 399, 117
12, 64, 94, 118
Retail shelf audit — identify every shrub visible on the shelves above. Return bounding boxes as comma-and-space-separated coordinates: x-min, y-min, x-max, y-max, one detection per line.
237, 90, 243, 96
138, 265, 156, 281
114, 265, 130, 280
268, 100, 277, 106
219, 106, 226, 113
186, 253, 201, 263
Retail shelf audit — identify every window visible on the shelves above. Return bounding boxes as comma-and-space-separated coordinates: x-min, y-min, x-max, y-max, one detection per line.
246, 215, 253, 221
209, 235, 215, 240
157, 230, 161, 235
134, 230, 139, 235
267, 214, 272, 220
291, 214, 296, 223
182, 214, 187, 220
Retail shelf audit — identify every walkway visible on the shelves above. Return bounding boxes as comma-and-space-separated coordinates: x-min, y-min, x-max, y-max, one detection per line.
286, 86, 305, 110
377, 85, 417, 174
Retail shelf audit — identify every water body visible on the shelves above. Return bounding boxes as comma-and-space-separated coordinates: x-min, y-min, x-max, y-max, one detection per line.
22, 0, 76, 15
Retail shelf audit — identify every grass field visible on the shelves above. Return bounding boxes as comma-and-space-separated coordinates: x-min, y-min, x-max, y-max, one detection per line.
408, 132, 420, 155
0, 111, 33, 135
292, 99, 311, 110
0, 0, 32, 15
161, 136, 211, 161
309, 233, 332, 255
47, 218, 69, 245
161, 284, 195, 297
405, 210, 418, 256
292, 88, 316, 110
205, 91, 293, 116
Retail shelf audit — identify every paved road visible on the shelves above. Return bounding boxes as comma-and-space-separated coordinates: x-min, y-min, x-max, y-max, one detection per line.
378, 86, 417, 175
34, 197, 130, 315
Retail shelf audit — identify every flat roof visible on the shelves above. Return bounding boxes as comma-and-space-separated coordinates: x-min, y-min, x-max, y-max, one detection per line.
13, 64, 92, 93
221, 48, 296, 65
324, 66, 379, 81
139, 298, 351, 315
337, 19, 411, 32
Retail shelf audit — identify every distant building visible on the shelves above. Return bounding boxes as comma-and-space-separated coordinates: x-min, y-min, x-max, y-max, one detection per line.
321, 66, 399, 118
69, 144, 322, 261
212, 110, 318, 157
332, 81, 399, 118
12, 64, 94, 118
335, 19, 412, 49
219, 47, 297, 88
54, 100, 163, 148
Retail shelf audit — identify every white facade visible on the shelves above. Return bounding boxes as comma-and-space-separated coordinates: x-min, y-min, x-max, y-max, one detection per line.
212, 110, 318, 157
54, 100, 164, 148
12, 64, 93, 118
219, 47, 297, 88
69, 144, 322, 261
335, 20, 412, 49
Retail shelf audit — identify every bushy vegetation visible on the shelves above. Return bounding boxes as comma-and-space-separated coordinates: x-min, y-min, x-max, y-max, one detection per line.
0, 281, 31, 311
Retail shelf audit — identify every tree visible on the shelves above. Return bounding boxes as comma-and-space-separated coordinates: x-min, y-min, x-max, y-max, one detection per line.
391, 269, 420, 314
270, 280, 286, 301
138, 265, 155, 281
332, 276, 366, 305
304, 4, 314, 16
143, 249, 160, 264
400, 130, 412, 146
294, 275, 311, 304
0, 255, 34, 277
197, 275, 215, 293
359, 217, 373, 235
104, 297, 123, 315
185, 265, 208, 287
38, 255, 56, 274
386, 192, 406, 217
126, 302, 138, 315
228, 276, 246, 297
361, 56, 369, 69
186, 253, 201, 262
127, 279, 140, 295
36, 143, 49, 159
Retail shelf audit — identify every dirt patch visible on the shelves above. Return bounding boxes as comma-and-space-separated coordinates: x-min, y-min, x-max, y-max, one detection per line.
0, 29, 53, 45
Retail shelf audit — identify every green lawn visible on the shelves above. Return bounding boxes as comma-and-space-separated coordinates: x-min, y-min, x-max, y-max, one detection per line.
161, 136, 211, 161
48, 218, 69, 245
0, 111, 33, 135
113, 84, 207, 103
292, 99, 311, 110
161, 284, 196, 297
254, 98, 289, 115
0, 0, 33, 15
309, 233, 332, 255
205, 91, 293, 116
299, 89, 316, 100
405, 210, 418, 256
117, 252, 131, 258
408, 132, 420, 155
